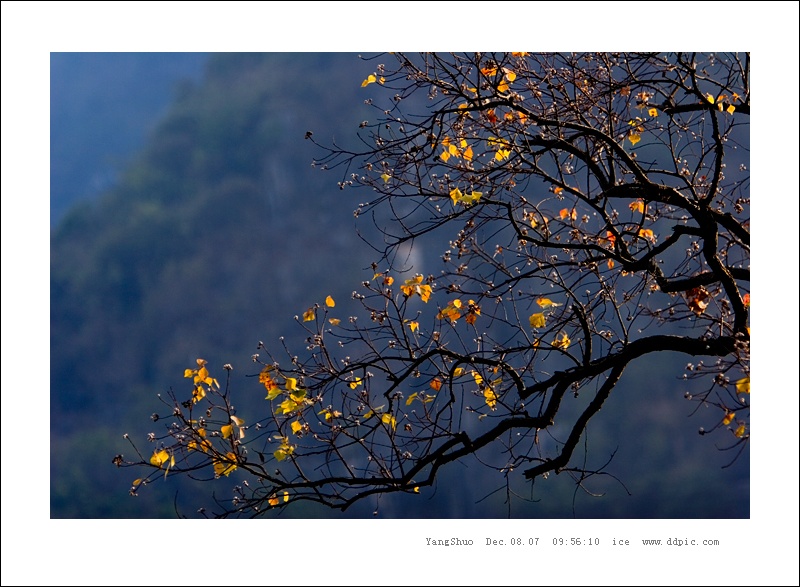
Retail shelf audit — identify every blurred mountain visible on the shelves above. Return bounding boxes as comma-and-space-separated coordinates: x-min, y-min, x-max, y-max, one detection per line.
50, 53, 748, 519
51, 53, 208, 225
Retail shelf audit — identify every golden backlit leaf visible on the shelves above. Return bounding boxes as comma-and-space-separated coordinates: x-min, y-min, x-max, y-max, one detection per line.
529, 313, 546, 329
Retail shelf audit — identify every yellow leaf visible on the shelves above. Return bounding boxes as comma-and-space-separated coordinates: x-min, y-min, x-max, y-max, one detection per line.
405, 392, 418, 406
553, 332, 571, 350
329, 318, 341, 326
498, 79, 509, 93
705, 93, 715, 104
418, 284, 432, 303
440, 150, 451, 162
349, 377, 363, 389
413, 486, 420, 493
183, 369, 194, 378
303, 308, 315, 322
132, 478, 142, 487
285, 377, 298, 391
529, 313, 546, 329
735, 377, 750, 394
504, 70, 517, 82
722, 412, 735, 426
213, 452, 238, 477
381, 413, 397, 431
463, 145, 473, 161
274, 438, 294, 462
484, 387, 498, 410
453, 367, 464, 378
536, 298, 562, 309
512, 52, 529, 57
648, 107, 658, 117
361, 74, 377, 87
325, 295, 335, 308
472, 371, 484, 385
380, 173, 391, 183
628, 132, 641, 145
607, 259, 615, 270
638, 228, 656, 242
495, 148, 511, 161
409, 321, 419, 332
734, 424, 746, 438
150, 449, 170, 468
553, 186, 564, 196
559, 208, 577, 221
449, 187, 463, 205
291, 421, 303, 435
629, 199, 645, 214
283, 491, 289, 503
430, 378, 442, 392
221, 424, 233, 439
726, 104, 736, 114
268, 494, 279, 506
196, 358, 208, 367
383, 275, 394, 286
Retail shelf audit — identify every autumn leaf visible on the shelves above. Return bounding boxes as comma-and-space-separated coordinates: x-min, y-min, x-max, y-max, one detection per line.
536, 298, 562, 309
705, 93, 716, 104
471, 371, 484, 385
453, 367, 464, 378
529, 313, 546, 329
742, 293, 750, 307
495, 148, 511, 161
440, 150, 451, 162
484, 387, 498, 410
726, 104, 736, 114
381, 412, 397, 431
685, 287, 711, 315
628, 132, 641, 146
638, 228, 656, 242
291, 421, 303, 435
274, 437, 295, 461
449, 187, 463, 205
400, 275, 432, 302
213, 452, 238, 477
325, 295, 335, 307
430, 378, 442, 392
285, 377, 298, 391
361, 74, 376, 87
553, 186, 564, 196
552, 332, 571, 350
463, 145, 473, 161
303, 308, 315, 322
734, 424, 747, 438
409, 320, 419, 333
629, 199, 645, 214
150, 449, 170, 468
329, 318, 341, 326
349, 377, 363, 389
648, 107, 658, 117
497, 79, 509, 93
735, 377, 750, 394
268, 494, 279, 506
504, 69, 517, 82
405, 392, 418, 406
559, 208, 577, 221
722, 412, 735, 426
511, 52, 529, 57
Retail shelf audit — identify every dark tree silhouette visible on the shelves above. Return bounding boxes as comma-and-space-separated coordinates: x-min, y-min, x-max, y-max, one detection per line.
119, 52, 749, 516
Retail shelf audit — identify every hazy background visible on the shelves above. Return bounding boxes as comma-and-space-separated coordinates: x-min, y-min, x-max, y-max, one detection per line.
49, 52, 750, 519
